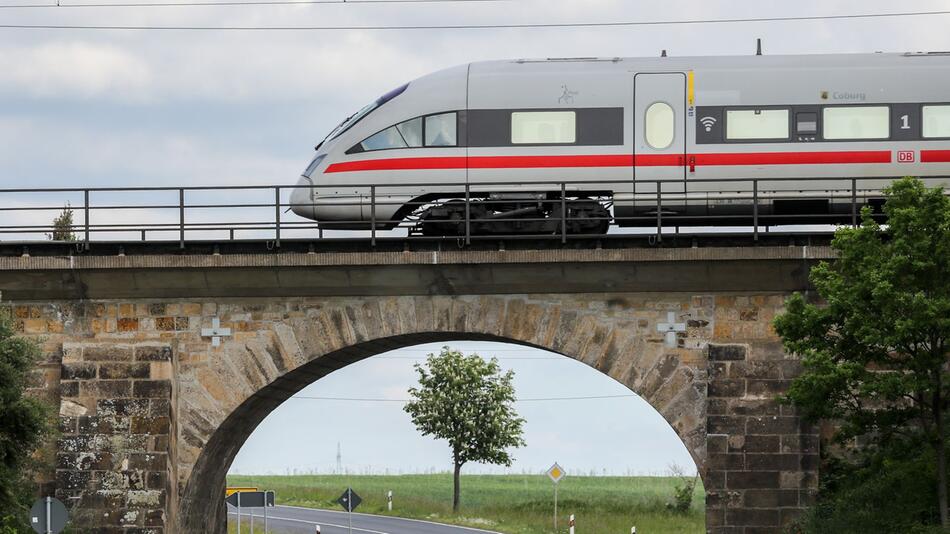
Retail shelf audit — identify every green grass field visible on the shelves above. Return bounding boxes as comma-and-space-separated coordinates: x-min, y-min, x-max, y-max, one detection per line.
226, 473, 705, 534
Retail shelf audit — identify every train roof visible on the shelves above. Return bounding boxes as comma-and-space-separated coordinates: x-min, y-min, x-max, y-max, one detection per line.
466, 51, 950, 74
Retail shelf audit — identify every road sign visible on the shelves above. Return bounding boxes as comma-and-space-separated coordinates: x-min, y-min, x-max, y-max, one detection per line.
547, 462, 565, 484
336, 488, 362, 512
226, 487, 258, 497
29, 497, 67, 534
228, 490, 275, 534
226, 490, 275, 508
546, 463, 565, 531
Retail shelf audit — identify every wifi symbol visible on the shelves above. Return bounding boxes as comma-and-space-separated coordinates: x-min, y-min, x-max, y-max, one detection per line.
700, 116, 717, 132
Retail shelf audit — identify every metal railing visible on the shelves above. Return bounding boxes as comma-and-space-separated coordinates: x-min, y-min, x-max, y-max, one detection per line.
0, 176, 934, 249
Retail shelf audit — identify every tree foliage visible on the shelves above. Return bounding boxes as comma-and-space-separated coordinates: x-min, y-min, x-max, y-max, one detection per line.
0, 310, 53, 531
774, 177, 950, 528
47, 204, 76, 242
404, 347, 525, 512
796, 440, 944, 533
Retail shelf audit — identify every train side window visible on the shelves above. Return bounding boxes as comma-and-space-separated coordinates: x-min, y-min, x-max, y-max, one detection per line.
397, 117, 424, 147
823, 106, 889, 140
511, 111, 576, 144
644, 102, 675, 149
352, 117, 425, 153
923, 105, 950, 138
726, 109, 789, 140
359, 126, 408, 151
425, 113, 458, 147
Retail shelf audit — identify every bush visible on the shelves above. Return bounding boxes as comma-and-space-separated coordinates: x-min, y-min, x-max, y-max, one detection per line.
665, 464, 697, 514
0, 311, 54, 532
795, 440, 946, 533
668, 477, 697, 514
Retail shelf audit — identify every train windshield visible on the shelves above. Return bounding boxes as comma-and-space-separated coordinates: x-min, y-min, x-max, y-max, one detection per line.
324, 83, 410, 143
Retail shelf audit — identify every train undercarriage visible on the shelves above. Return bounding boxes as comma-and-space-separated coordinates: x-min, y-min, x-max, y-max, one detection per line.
412, 193, 611, 236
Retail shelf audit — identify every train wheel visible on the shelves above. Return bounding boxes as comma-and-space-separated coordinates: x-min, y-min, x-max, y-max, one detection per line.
552, 199, 611, 236
419, 200, 486, 236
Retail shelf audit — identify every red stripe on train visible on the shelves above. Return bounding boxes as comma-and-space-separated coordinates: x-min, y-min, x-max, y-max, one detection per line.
922, 150, 950, 163
695, 151, 891, 166
324, 151, 892, 173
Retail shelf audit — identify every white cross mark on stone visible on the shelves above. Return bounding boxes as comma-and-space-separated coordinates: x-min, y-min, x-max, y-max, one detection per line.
201, 318, 232, 347
657, 311, 687, 348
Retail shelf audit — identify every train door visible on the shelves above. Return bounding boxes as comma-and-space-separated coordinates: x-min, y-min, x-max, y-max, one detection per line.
633, 73, 687, 206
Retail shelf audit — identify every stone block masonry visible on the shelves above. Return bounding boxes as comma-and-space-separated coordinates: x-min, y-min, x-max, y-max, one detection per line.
6, 290, 816, 534
705, 296, 820, 533
57, 341, 173, 533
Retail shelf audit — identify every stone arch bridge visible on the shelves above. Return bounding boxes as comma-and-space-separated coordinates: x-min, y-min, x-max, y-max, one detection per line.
0, 242, 830, 533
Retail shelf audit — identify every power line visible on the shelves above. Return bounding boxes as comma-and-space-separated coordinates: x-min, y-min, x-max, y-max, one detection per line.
289, 394, 638, 403
0, 0, 504, 8
1, 8, 949, 30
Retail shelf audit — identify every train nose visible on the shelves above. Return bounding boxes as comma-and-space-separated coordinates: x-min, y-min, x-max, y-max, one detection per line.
290, 176, 316, 220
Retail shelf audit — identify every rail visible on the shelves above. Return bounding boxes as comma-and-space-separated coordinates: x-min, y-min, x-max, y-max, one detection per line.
0, 176, 934, 249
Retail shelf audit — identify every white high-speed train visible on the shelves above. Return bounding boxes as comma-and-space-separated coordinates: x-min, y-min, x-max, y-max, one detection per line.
290, 52, 950, 234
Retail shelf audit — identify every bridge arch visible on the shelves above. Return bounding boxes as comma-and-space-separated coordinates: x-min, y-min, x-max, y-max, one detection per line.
175, 294, 709, 532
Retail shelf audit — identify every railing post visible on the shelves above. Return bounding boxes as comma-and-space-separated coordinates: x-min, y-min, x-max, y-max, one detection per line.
851, 178, 858, 227
464, 183, 471, 246
179, 188, 185, 249
275, 186, 281, 248
370, 185, 376, 247
560, 182, 567, 244
83, 189, 90, 250
656, 182, 663, 243
753, 179, 759, 242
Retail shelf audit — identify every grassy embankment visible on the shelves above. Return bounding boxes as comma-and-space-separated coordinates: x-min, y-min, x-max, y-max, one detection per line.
226, 473, 705, 534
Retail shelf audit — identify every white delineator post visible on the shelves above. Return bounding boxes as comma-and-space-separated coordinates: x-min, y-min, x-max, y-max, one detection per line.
631, 527, 637, 533
569, 514, 575, 534
315, 526, 321, 534
387, 490, 392, 512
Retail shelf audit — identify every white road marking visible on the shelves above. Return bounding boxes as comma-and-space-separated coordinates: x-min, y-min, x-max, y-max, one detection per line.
274, 505, 502, 534
227, 510, 389, 534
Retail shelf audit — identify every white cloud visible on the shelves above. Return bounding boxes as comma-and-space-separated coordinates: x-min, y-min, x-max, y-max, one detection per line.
0, 41, 152, 99
0, 117, 298, 186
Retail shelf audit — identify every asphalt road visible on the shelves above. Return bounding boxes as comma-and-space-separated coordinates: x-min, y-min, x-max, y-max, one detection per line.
227, 504, 501, 534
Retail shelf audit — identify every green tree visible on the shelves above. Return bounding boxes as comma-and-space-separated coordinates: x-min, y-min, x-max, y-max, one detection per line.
404, 347, 525, 512
0, 310, 52, 531
774, 177, 950, 527
47, 204, 76, 242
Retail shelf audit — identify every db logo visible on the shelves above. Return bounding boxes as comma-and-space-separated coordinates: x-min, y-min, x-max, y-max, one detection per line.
898, 150, 916, 163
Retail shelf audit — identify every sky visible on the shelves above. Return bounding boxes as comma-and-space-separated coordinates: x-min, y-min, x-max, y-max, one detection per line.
4, 0, 950, 475
229, 341, 696, 476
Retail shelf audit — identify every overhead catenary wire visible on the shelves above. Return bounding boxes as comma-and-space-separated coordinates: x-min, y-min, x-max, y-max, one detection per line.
0, 0, 505, 8
1, 8, 950, 30
289, 394, 639, 402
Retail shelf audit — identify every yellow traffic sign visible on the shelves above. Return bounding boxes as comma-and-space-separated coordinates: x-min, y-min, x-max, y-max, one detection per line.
226, 487, 258, 497
547, 463, 565, 484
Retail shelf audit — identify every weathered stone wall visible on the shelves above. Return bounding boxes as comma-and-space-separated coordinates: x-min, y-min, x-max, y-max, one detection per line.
6, 291, 816, 534
705, 296, 820, 533
57, 341, 173, 532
